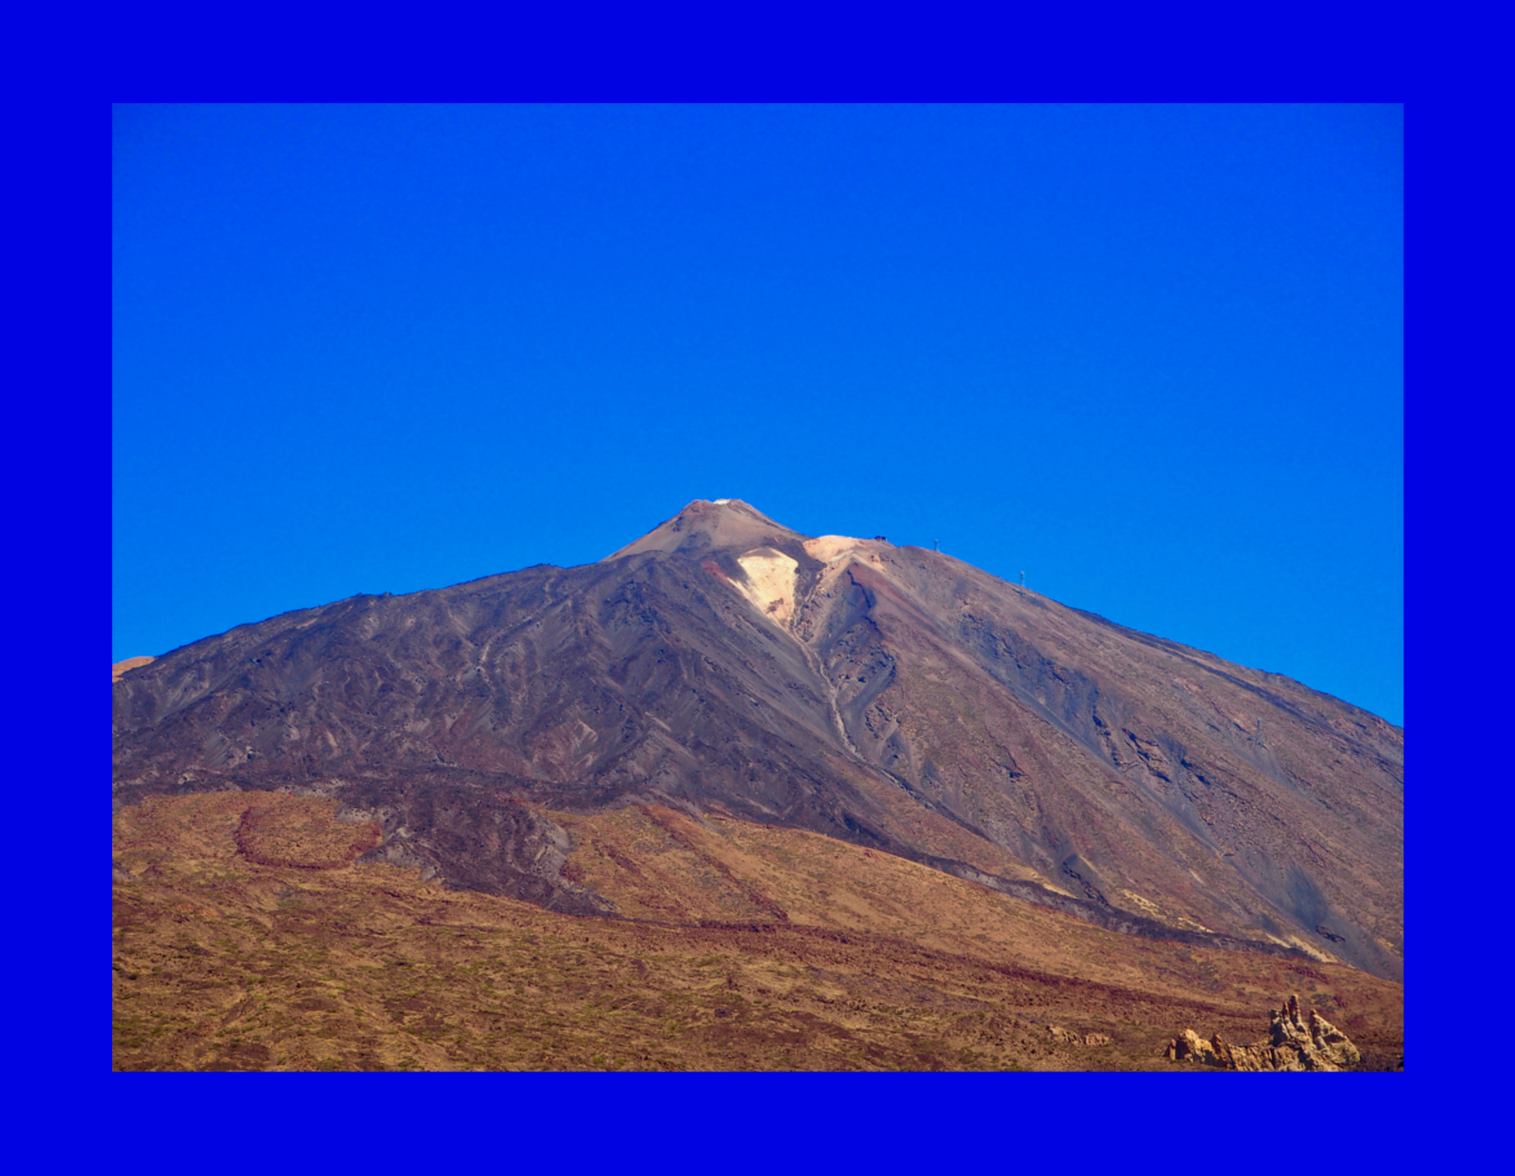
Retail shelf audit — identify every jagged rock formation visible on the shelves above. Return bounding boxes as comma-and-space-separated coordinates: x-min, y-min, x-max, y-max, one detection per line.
1164, 994, 1362, 1071
113, 499, 1402, 977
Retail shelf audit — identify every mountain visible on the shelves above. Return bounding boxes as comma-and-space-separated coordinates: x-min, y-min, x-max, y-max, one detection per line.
112, 499, 1403, 980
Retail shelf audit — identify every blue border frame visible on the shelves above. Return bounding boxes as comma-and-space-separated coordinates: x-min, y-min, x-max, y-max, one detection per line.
54, 6, 1449, 1164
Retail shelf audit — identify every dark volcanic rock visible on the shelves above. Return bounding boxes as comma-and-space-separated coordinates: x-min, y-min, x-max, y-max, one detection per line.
343, 778, 616, 917
113, 500, 1403, 978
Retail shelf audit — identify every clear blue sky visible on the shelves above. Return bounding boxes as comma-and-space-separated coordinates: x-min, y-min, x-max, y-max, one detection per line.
113, 104, 1402, 725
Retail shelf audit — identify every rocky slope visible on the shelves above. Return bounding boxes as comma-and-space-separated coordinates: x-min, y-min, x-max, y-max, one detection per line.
113, 499, 1403, 979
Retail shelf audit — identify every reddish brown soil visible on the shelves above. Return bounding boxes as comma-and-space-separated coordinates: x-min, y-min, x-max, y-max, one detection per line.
113, 793, 1401, 1071
235, 796, 381, 868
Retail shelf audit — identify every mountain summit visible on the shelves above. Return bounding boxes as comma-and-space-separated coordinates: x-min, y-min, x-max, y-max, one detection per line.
603, 498, 807, 561
113, 500, 1403, 978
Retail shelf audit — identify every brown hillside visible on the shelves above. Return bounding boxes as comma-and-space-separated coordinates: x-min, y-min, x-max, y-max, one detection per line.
113, 793, 1401, 1071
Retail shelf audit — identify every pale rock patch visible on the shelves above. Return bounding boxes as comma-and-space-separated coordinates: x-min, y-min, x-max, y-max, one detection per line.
113, 656, 155, 682
804, 534, 878, 563
1118, 889, 1164, 919
734, 547, 799, 627
1262, 931, 1341, 964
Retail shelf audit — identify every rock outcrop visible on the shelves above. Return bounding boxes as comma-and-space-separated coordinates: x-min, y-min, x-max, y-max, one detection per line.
1048, 1025, 1113, 1048
1164, 994, 1361, 1071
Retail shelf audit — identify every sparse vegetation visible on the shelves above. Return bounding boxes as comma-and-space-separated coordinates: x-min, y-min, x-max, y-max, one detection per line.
113, 793, 1402, 1071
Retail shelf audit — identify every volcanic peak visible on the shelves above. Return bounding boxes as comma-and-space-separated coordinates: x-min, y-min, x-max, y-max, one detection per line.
602, 498, 809, 562
604, 499, 910, 632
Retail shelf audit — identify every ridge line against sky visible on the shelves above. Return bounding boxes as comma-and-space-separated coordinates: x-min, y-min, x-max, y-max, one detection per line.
113, 104, 1402, 723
